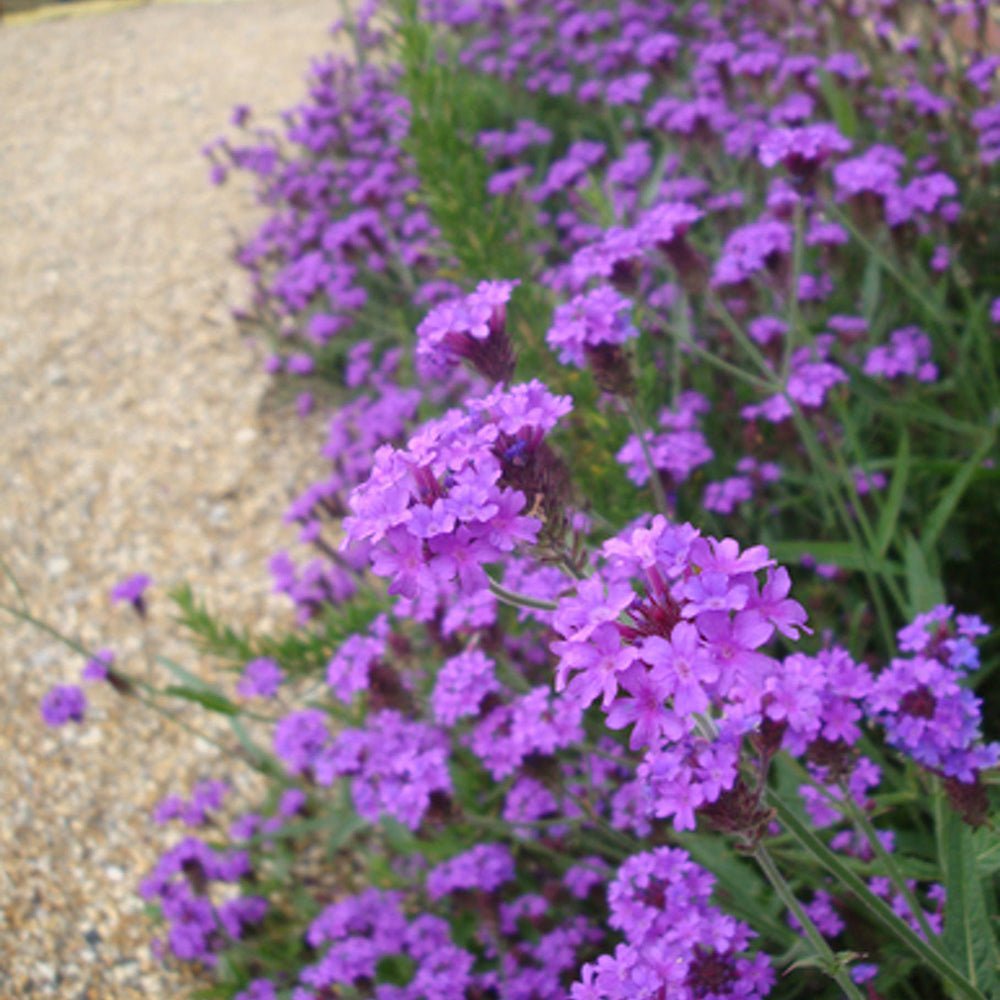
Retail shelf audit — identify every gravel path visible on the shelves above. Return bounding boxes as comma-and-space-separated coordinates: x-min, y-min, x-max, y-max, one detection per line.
0, 3, 338, 996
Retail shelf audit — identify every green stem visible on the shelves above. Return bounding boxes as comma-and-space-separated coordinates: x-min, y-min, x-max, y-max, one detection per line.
781, 201, 808, 382
486, 575, 560, 612
769, 792, 984, 999
831, 207, 951, 328
0, 601, 276, 771
787, 408, 900, 650
0, 555, 29, 610
624, 398, 670, 516
1, 601, 93, 658
837, 780, 937, 944
752, 843, 867, 1000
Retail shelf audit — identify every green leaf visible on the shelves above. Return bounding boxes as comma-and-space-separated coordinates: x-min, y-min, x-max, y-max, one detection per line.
817, 69, 859, 139
157, 653, 217, 692
921, 430, 997, 555
861, 251, 882, 320
769, 539, 900, 574
376, 953, 416, 987
937, 793, 1000, 996
770, 793, 983, 1000
163, 685, 239, 716
974, 827, 1000, 877
875, 430, 910, 559
903, 533, 946, 616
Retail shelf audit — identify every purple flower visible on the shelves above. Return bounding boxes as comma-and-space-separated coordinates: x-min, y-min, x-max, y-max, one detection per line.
863, 326, 937, 382
286, 352, 315, 376
82, 648, 115, 683
274, 709, 331, 778
758, 123, 851, 176
324, 711, 452, 829
326, 625, 386, 702
40, 685, 87, 727
712, 220, 793, 287
547, 286, 638, 369
833, 145, 904, 202
110, 573, 151, 614
234, 980, 276, 1000
415, 279, 519, 382
426, 844, 515, 900
866, 624, 1000, 783
237, 658, 284, 699
431, 648, 500, 725
577, 846, 773, 998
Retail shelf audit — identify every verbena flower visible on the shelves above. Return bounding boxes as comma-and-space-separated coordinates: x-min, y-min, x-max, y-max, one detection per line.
574, 846, 773, 998
40, 685, 87, 727
82, 647, 115, 683
415, 279, 519, 382
863, 326, 938, 382
712, 219, 793, 287
110, 573, 151, 615
237, 657, 284, 699
426, 843, 515, 899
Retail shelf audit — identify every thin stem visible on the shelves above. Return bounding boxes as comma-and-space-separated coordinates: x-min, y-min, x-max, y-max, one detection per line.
837, 780, 937, 944
769, 791, 984, 1000
661, 316, 777, 393
1, 602, 93, 658
831, 207, 951, 328
0, 555, 29, 610
787, 408, 900, 650
707, 293, 785, 386
781, 200, 808, 382
752, 844, 867, 999
486, 574, 560, 612
623, 398, 669, 516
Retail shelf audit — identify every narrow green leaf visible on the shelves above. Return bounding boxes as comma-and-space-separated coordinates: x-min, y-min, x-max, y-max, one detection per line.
163, 685, 239, 716
904, 533, 946, 615
228, 716, 278, 774
817, 69, 859, 139
769, 539, 900, 574
876, 430, 910, 558
157, 654, 215, 692
770, 793, 984, 999
922, 430, 997, 554
937, 795, 1000, 996
861, 251, 882, 320
974, 827, 1000, 877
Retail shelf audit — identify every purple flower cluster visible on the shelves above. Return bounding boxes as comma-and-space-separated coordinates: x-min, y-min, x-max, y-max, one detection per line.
110, 573, 151, 614
416, 279, 519, 382
425, 843, 515, 900
863, 326, 938, 383
40, 684, 87, 727
139, 837, 262, 965
552, 517, 808, 832
326, 617, 387, 702
326, 711, 452, 830
302, 888, 475, 997
237, 658, 284, 699
866, 607, 998, 784
616, 390, 713, 489
274, 706, 452, 830
343, 379, 571, 606
430, 647, 499, 725
153, 779, 228, 828
547, 286, 638, 370
574, 847, 773, 999
712, 219, 793, 288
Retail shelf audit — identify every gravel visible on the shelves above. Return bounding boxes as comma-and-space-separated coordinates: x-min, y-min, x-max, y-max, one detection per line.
0, 2, 341, 995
